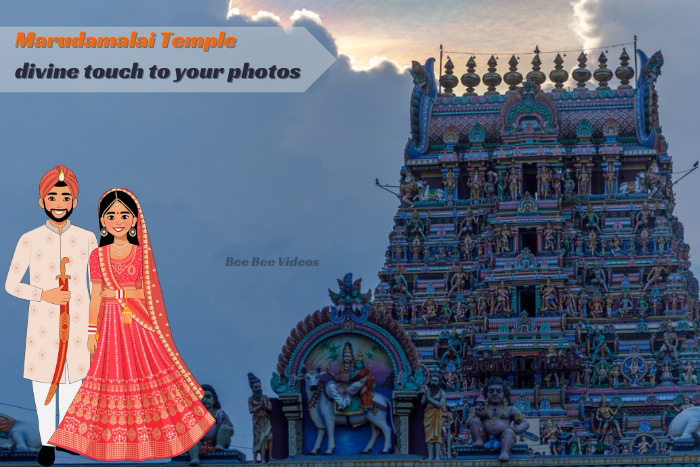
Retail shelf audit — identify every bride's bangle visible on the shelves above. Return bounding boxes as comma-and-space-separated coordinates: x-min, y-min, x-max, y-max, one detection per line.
88, 323, 98, 335
116, 288, 125, 299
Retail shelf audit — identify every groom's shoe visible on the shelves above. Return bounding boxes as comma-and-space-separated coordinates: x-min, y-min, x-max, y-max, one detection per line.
38, 445, 55, 467
56, 446, 80, 456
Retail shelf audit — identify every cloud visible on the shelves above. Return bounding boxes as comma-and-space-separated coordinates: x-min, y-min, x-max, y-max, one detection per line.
289, 9, 338, 57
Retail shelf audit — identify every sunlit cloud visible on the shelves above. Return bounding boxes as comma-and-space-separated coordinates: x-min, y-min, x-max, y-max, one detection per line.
290, 8, 323, 25
251, 10, 281, 23
570, 0, 603, 52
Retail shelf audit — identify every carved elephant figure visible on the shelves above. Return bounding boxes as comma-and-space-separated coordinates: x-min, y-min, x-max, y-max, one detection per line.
669, 407, 700, 442
0, 414, 42, 451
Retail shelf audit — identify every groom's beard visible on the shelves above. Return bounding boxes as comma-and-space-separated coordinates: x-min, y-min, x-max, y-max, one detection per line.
44, 206, 74, 222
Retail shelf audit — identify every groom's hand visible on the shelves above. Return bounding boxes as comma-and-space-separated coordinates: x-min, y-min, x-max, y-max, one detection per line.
41, 287, 71, 305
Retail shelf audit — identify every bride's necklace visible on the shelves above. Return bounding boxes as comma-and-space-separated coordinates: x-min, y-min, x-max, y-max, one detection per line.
113, 240, 130, 256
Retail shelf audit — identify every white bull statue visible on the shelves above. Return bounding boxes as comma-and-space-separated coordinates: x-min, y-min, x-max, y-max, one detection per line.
670, 406, 700, 446
0, 414, 41, 452
302, 368, 394, 455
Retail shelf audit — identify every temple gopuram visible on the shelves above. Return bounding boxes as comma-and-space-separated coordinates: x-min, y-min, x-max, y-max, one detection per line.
265, 46, 700, 467
375, 47, 698, 457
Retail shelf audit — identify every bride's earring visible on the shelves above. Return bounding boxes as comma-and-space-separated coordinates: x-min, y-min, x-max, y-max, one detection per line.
100, 226, 108, 237
128, 226, 137, 237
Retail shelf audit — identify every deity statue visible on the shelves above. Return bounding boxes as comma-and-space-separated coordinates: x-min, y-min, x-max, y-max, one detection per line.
422, 373, 446, 461
497, 170, 507, 200
325, 342, 364, 410
563, 169, 576, 203
447, 265, 469, 298
351, 353, 375, 411
468, 377, 529, 462
540, 279, 558, 313
406, 210, 427, 241
499, 224, 513, 254
540, 222, 555, 252
537, 166, 552, 199
634, 202, 653, 233
443, 169, 457, 201
618, 292, 633, 317
485, 171, 497, 203
508, 167, 521, 201
391, 267, 412, 298
494, 281, 511, 315
595, 394, 622, 439
188, 384, 234, 466
441, 300, 452, 323
398, 169, 419, 207
577, 163, 591, 195
656, 319, 679, 361
680, 394, 695, 410
467, 168, 485, 200
248, 374, 273, 464
540, 419, 562, 455
603, 163, 617, 195
411, 235, 421, 261
588, 231, 598, 256
422, 298, 438, 323
583, 204, 602, 234
683, 360, 698, 385
552, 168, 563, 199
440, 328, 463, 367
590, 325, 613, 363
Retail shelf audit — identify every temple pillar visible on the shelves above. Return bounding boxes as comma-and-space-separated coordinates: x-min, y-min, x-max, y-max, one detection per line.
279, 393, 303, 457
392, 391, 419, 455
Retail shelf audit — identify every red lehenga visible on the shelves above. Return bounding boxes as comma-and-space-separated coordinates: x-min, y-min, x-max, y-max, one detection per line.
48, 189, 215, 461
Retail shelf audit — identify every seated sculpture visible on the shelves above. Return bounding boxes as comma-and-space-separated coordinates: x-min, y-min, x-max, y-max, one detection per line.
325, 342, 365, 410
468, 377, 530, 461
188, 384, 234, 466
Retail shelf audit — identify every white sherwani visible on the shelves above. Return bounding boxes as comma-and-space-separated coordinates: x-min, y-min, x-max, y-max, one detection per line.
5, 220, 97, 383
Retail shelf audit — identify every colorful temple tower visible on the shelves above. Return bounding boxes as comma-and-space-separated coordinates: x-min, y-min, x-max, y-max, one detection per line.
374, 48, 698, 455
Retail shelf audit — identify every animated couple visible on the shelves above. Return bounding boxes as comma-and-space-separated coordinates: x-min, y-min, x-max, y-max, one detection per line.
5, 166, 215, 466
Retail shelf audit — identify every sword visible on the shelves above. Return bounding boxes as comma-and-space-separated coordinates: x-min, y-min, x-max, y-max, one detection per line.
45, 257, 70, 405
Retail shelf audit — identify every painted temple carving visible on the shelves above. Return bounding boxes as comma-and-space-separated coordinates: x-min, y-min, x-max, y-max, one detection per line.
268, 47, 700, 461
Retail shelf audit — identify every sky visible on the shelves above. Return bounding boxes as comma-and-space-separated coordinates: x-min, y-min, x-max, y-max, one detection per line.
0, 0, 698, 461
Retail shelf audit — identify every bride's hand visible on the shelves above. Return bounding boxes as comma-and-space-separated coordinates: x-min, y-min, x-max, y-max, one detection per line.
100, 289, 116, 298
87, 335, 98, 354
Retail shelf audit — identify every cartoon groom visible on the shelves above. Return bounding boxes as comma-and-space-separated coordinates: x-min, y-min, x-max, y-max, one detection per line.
5, 166, 97, 466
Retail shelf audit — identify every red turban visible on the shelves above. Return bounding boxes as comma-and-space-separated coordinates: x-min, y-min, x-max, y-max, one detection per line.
39, 165, 79, 198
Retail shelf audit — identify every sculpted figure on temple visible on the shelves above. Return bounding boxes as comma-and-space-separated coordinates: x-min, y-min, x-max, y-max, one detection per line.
467, 168, 485, 200
443, 169, 457, 201
411, 235, 421, 261
603, 163, 617, 195
494, 281, 511, 315
508, 167, 521, 201
325, 342, 363, 410
590, 325, 613, 362
440, 328, 463, 367
577, 163, 592, 195
447, 265, 469, 298
540, 279, 558, 313
497, 170, 507, 200
563, 169, 576, 202
422, 373, 446, 461
188, 384, 234, 466
398, 169, 419, 207
590, 261, 609, 291
422, 297, 438, 323
485, 171, 497, 203
537, 166, 552, 199
595, 395, 622, 439
644, 261, 667, 291
406, 210, 427, 241
468, 377, 529, 462
618, 292, 633, 317
541, 419, 562, 455
657, 320, 679, 360
499, 224, 513, 254
463, 234, 475, 260
542, 223, 556, 252
634, 202, 652, 233
391, 267, 412, 298
683, 360, 698, 385
553, 168, 563, 199
583, 204, 603, 233
248, 374, 273, 464
588, 231, 598, 256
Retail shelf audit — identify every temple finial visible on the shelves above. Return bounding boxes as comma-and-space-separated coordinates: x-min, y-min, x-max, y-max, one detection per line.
504, 55, 523, 93
482, 55, 502, 95
549, 53, 568, 91
594, 51, 613, 90
615, 48, 634, 89
461, 56, 480, 96
572, 51, 592, 92
439, 56, 458, 97
526, 46, 546, 86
